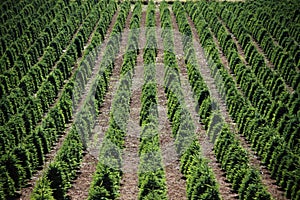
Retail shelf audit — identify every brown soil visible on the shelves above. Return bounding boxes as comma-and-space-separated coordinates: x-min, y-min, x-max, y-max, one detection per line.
119, 11, 146, 200
17, 10, 120, 200
170, 11, 238, 200
66, 10, 133, 200
157, 80, 188, 200
118, 89, 142, 200
156, 10, 187, 200
186, 13, 287, 200
65, 154, 98, 200
156, 63, 188, 200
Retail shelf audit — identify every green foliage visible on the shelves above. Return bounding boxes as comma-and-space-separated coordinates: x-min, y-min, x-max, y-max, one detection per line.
31, 176, 55, 200
136, 2, 168, 199
0, 168, 16, 199
238, 168, 272, 200
88, 2, 140, 199
159, 2, 222, 199
186, 156, 220, 200
46, 163, 65, 200
1, 1, 116, 195
1, 0, 299, 199
138, 171, 167, 200
185, 1, 279, 198
31, 125, 83, 199
13, 147, 32, 180
88, 163, 121, 200
0, 153, 26, 193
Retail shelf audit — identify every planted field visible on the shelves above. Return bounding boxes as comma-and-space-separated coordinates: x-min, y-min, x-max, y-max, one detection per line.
0, 0, 299, 199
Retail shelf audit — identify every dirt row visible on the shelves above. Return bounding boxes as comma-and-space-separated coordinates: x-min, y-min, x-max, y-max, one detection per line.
155, 11, 187, 200
169, 11, 239, 200
118, 10, 146, 200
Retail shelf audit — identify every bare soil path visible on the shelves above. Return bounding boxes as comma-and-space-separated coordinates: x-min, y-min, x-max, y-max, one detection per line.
170, 11, 238, 200
155, 11, 187, 200
186, 13, 287, 200
119, 11, 146, 200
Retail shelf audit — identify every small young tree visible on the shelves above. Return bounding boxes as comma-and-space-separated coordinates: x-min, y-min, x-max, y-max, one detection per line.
46, 163, 65, 200
31, 176, 54, 200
